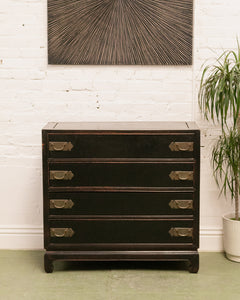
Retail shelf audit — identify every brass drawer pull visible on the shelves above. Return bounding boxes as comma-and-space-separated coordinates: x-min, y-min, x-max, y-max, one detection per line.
50, 199, 74, 209
169, 142, 193, 152
169, 227, 193, 237
50, 228, 75, 238
49, 142, 73, 152
50, 170, 74, 180
169, 200, 193, 210
169, 171, 193, 181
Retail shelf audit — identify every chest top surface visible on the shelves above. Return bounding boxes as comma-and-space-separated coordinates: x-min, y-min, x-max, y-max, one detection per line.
43, 122, 199, 132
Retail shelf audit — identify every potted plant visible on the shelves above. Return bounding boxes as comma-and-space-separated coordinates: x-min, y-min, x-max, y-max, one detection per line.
198, 43, 240, 262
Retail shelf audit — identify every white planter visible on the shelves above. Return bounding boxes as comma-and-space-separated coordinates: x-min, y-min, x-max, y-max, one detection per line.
223, 213, 240, 262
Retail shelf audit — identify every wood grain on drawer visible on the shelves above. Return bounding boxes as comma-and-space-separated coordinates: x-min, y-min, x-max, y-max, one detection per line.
48, 161, 196, 188
48, 134, 197, 158
48, 191, 195, 216
48, 219, 196, 245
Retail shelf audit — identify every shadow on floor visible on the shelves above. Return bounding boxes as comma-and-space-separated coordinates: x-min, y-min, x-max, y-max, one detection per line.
21, 250, 190, 273
54, 260, 189, 272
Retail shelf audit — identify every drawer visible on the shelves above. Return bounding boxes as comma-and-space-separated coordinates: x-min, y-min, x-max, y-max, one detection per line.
48, 219, 195, 245
48, 192, 195, 216
48, 161, 196, 188
47, 133, 197, 158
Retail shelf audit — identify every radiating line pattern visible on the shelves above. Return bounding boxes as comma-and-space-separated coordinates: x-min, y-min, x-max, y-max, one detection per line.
48, 0, 193, 65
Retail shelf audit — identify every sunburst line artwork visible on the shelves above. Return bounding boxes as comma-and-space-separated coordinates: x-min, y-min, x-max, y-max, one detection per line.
48, 0, 193, 65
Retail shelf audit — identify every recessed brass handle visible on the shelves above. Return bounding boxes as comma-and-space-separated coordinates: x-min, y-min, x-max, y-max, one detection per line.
49, 142, 73, 152
169, 171, 193, 181
50, 171, 74, 180
50, 228, 75, 238
169, 142, 193, 152
169, 227, 193, 238
169, 200, 193, 210
50, 199, 74, 209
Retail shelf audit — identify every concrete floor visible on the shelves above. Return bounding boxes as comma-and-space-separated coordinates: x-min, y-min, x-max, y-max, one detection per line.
0, 251, 239, 300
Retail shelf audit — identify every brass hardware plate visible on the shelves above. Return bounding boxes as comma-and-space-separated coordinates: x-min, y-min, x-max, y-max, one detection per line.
169, 171, 193, 181
49, 142, 73, 152
169, 200, 193, 210
50, 170, 74, 180
50, 199, 74, 209
169, 142, 193, 152
50, 228, 75, 238
169, 227, 193, 237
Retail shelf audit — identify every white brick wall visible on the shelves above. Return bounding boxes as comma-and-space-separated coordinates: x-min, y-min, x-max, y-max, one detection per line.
0, 0, 239, 250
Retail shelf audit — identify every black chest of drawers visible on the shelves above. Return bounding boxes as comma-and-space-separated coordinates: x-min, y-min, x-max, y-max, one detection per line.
42, 122, 200, 273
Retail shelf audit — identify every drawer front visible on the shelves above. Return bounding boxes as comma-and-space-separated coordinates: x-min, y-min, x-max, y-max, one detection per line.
47, 134, 197, 158
48, 219, 195, 245
49, 162, 195, 188
48, 192, 195, 216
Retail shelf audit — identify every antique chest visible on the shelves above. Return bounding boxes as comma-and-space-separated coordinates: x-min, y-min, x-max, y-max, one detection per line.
42, 122, 200, 273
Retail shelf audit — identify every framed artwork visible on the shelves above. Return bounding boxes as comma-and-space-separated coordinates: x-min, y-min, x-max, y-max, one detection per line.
48, 0, 193, 65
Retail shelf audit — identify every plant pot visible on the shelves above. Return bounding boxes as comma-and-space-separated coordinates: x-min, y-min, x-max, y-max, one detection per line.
223, 213, 240, 262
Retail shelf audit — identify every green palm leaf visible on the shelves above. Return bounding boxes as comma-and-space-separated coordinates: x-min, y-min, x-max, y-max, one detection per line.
199, 42, 240, 220
198, 45, 240, 129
